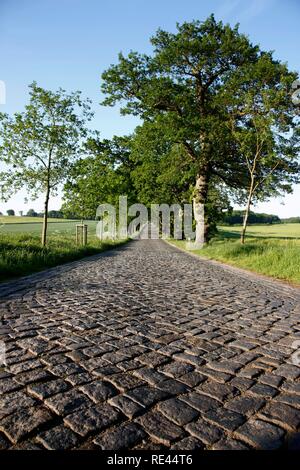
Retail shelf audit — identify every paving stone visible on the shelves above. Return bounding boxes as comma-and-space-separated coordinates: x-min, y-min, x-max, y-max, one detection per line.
108, 394, 145, 418
65, 372, 94, 386
172, 353, 205, 368
93, 422, 146, 449
197, 366, 232, 383
155, 378, 189, 396
137, 351, 170, 367
170, 436, 203, 450
132, 367, 167, 385
178, 371, 206, 387
204, 407, 245, 431
158, 361, 194, 378
0, 377, 21, 394
8, 359, 42, 374
79, 380, 117, 403
27, 379, 70, 400
92, 365, 120, 378
197, 381, 239, 402
212, 438, 249, 450
225, 394, 265, 416
14, 368, 52, 385
257, 401, 300, 431
157, 397, 199, 425
11, 440, 43, 450
185, 418, 225, 445
133, 439, 167, 450
230, 377, 255, 392
274, 392, 300, 408
258, 373, 283, 388
47, 363, 86, 377
0, 406, 53, 444
280, 381, 300, 395
0, 390, 37, 419
36, 424, 79, 450
180, 391, 221, 413
273, 364, 300, 380
234, 419, 285, 450
45, 389, 91, 416
125, 385, 170, 407
64, 403, 122, 437
286, 433, 300, 450
207, 360, 243, 374
136, 410, 184, 446
105, 373, 144, 391
248, 383, 278, 398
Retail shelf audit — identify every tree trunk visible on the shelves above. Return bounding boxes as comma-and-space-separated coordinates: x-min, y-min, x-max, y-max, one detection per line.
193, 171, 210, 246
41, 186, 50, 246
241, 180, 254, 244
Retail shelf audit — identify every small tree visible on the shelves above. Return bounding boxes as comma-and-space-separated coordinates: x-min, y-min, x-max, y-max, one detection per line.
224, 55, 300, 243
6, 209, 15, 216
0, 82, 93, 245
26, 208, 38, 217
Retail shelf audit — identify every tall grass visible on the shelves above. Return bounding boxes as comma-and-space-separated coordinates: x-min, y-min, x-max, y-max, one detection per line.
0, 233, 125, 282
171, 236, 300, 284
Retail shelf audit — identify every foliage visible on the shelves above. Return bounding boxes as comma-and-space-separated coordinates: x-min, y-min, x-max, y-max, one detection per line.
62, 135, 135, 220
282, 217, 300, 224
222, 210, 281, 225
101, 15, 299, 241
26, 209, 38, 217
0, 82, 93, 244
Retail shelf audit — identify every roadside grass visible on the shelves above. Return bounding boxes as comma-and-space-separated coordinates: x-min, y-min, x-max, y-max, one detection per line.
170, 224, 300, 285
0, 232, 126, 282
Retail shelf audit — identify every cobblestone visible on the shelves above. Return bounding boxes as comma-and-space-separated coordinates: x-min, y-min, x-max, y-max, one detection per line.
0, 239, 299, 449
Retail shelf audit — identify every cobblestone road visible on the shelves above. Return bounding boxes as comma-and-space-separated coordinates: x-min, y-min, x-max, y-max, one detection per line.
0, 240, 300, 450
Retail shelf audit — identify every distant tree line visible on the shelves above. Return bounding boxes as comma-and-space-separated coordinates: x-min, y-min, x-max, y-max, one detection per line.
282, 217, 300, 224
25, 209, 64, 218
222, 210, 281, 225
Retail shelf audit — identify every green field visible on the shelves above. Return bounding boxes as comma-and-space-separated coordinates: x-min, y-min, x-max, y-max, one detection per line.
0, 217, 124, 282
219, 223, 300, 239
0, 216, 97, 235
170, 223, 300, 285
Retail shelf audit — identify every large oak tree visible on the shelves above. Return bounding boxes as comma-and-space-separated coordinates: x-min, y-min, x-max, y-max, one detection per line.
101, 15, 260, 242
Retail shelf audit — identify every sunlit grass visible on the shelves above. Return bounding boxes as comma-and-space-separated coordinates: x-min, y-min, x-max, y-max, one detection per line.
170, 226, 300, 284
0, 232, 125, 282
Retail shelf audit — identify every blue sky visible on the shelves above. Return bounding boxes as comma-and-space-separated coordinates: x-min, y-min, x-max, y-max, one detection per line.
0, 0, 299, 216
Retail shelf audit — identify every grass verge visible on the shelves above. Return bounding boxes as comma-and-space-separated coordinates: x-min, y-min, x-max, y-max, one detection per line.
0, 233, 127, 282
170, 234, 300, 285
